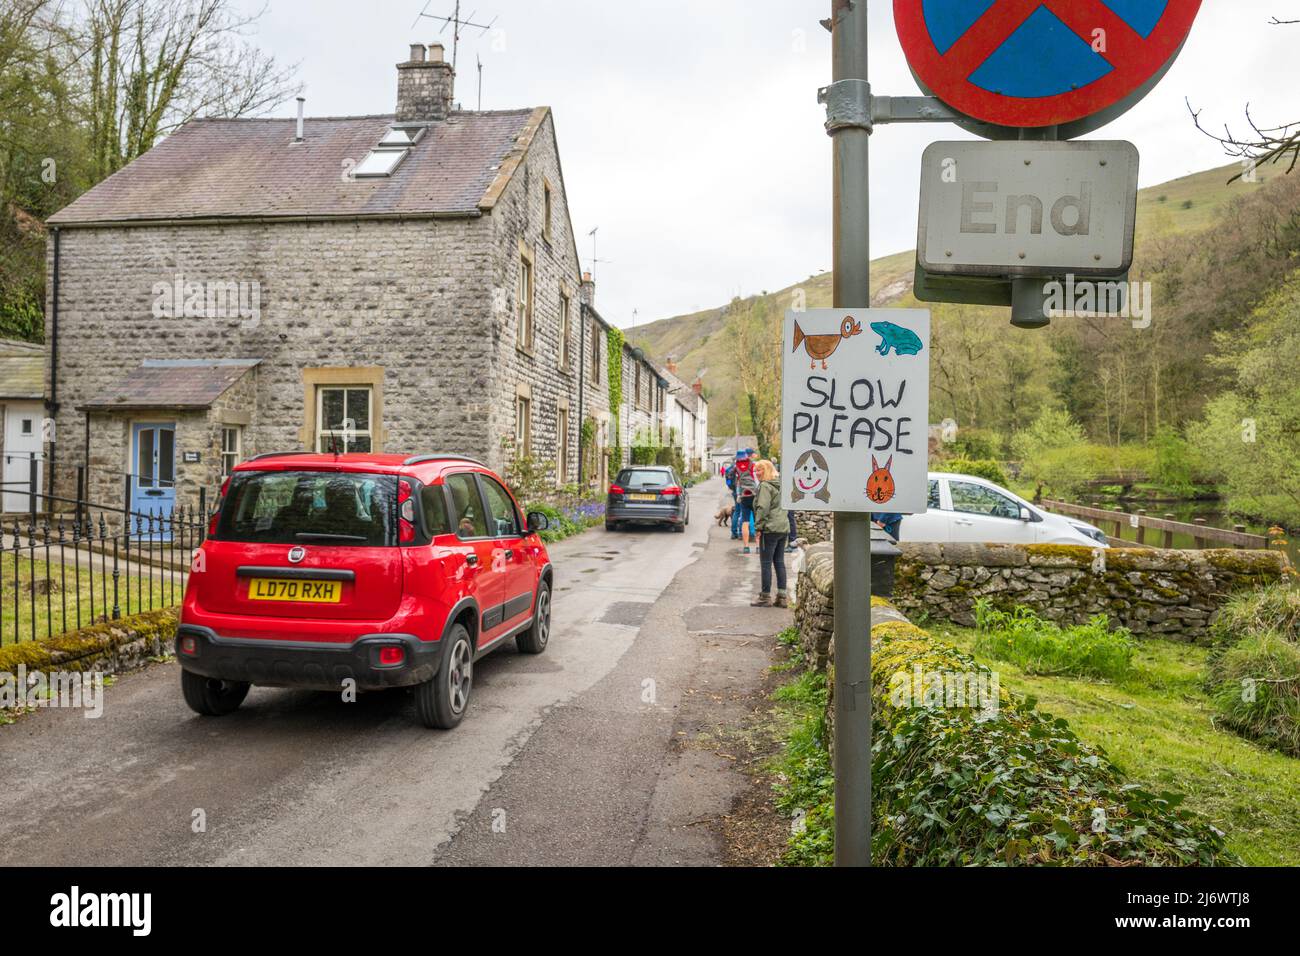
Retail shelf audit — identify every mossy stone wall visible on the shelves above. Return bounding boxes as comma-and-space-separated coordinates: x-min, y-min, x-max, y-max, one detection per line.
797, 542, 1288, 647
0, 609, 178, 677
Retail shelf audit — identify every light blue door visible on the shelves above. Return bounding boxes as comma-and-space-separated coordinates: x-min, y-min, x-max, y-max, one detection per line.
131, 422, 176, 535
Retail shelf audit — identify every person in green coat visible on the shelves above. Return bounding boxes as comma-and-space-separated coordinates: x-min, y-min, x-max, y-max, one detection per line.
750, 460, 791, 607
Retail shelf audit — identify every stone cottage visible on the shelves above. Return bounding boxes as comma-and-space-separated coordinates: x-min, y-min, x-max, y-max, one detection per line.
658, 359, 709, 475
43, 42, 668, 512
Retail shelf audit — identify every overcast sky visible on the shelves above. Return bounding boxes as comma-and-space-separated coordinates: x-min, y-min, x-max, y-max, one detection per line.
236, 0, 1296, 327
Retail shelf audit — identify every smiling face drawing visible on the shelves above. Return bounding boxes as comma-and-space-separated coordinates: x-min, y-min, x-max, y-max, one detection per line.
791, 451, 831, 504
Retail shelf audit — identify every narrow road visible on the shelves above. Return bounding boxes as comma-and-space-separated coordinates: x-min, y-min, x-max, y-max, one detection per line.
0, 478, 793, 866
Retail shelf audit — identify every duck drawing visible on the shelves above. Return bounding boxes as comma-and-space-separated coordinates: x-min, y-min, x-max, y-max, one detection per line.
792, 316, 862, 370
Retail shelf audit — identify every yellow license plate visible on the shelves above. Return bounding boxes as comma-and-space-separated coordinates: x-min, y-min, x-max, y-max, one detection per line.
248, 578, 342, 604
629, 494, 657, 502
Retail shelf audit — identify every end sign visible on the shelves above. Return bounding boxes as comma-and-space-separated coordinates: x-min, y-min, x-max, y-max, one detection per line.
919, 139, 1138, 278
782, 309, 931, 515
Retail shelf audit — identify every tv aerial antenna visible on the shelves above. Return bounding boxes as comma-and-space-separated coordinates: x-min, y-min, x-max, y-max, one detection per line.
413, 1, 497, 77
586, 226, 614, 279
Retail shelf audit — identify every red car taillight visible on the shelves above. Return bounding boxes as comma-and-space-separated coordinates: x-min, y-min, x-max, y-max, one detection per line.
398, 479, 416, 543
661, 486, 682, 496
608, 484, 625, 496
378, 646, 405, 666
179, 635, 198, 656
207, 476, 231, 537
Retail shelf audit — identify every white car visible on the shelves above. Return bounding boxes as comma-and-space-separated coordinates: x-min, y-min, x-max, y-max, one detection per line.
898, 472, 1109, 548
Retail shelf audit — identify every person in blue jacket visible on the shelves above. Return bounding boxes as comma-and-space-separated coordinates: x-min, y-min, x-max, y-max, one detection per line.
874, 513, 903, 541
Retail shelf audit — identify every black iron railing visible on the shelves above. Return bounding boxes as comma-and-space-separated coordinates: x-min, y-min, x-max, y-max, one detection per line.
1, 458, 211, 647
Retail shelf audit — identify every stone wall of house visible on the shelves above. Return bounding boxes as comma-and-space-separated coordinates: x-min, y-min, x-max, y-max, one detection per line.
485, 110, 607, 488
49, 215, 499, 500
795, 542, 1289, 654
46, 110, 608, 501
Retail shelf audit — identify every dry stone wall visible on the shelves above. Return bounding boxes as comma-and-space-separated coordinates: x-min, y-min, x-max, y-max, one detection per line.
796, 541, 1288, 657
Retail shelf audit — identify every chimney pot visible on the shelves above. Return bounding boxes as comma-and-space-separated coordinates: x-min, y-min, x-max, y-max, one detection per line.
295, 96, 305, 142
428, 43, 445, 63
409, 43, 427, 63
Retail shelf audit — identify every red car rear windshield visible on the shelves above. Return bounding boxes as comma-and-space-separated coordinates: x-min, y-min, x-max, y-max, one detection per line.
215, 471, 397, 547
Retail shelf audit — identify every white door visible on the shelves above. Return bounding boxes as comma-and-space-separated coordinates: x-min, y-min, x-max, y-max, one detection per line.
2, 403, 44, 514
946, 479, 1036, 544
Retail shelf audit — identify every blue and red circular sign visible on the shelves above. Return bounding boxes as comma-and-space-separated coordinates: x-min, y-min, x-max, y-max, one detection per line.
895, 0, 1202, 130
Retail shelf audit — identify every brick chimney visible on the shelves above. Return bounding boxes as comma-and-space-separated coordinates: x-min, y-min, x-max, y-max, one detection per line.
692, 377, 704, 396
666, 356, 679, 376
396, 43, 454, 123
580, 272, 596, 309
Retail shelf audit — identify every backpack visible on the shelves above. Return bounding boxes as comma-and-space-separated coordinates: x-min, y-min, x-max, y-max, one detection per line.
737, 470, 759, 497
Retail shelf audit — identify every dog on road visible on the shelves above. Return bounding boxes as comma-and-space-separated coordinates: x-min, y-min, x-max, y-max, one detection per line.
715, 504, 734, 527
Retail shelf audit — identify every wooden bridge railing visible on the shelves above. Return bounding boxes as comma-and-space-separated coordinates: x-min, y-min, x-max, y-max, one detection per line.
1041, 500, 1268, 550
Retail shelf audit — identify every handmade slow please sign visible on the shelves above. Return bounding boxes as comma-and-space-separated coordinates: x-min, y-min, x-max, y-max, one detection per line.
781, 308, 931, 515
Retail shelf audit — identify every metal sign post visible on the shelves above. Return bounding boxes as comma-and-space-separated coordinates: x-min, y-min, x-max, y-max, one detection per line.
825, 0, 873, 869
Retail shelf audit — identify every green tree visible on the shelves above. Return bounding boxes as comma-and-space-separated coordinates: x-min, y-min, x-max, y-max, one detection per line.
1012, 408, 1095, 501
725, 295, 782, 460
1188, 269, 1300, 525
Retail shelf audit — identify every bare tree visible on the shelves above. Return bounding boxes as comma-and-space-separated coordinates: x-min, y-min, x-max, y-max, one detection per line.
1190, 14, 1299, 181
80, 0, 300, 178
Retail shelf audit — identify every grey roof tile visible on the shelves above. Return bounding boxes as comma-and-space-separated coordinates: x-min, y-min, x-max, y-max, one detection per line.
49, 110, 536, 225
80, 361, 258, 410
0, 339, 43, 399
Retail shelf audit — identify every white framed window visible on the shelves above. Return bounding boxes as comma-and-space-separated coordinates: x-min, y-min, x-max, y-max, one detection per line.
515, 396, 532, 456
559, 292, 572, 370
317, 386, 373, 453
517, 255, 535, 352
221, 426, 243, 477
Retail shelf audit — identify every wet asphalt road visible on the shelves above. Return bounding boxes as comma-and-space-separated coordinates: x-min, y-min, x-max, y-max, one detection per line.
0, 478, 792, 866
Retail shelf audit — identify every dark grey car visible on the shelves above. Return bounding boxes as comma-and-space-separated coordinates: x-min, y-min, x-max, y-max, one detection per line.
606, 466, 689, 533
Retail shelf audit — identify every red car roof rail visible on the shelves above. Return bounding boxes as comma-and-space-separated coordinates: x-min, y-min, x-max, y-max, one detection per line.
402, 454, 489, 468
246, 451, 319, 463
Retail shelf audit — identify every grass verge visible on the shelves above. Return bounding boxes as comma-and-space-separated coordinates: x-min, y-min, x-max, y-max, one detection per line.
1, 556, 183, 645
934, 621, 1300, 866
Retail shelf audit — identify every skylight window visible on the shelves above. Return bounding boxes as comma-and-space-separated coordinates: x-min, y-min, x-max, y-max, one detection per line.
380, 126, 426, 147
350, 125, 426, 179
352, 148, 408, 178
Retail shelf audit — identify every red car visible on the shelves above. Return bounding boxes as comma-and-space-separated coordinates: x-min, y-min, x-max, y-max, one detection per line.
176, 453, 553, 729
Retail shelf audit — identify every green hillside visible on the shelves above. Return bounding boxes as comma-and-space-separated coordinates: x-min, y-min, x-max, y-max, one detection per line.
631, 162, 1273, 438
